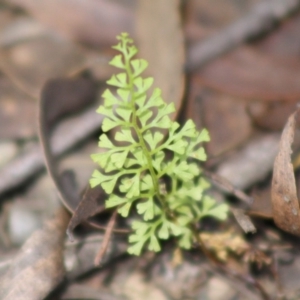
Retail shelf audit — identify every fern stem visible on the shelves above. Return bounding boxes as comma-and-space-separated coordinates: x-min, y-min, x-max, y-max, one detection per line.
123, 50, 171, 217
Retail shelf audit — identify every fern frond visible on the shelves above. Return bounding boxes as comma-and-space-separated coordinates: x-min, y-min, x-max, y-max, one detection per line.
90, 32, 229, 256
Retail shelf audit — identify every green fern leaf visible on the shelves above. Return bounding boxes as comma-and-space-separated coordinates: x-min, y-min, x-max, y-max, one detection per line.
127, 239, 146, 256
98, 134, 114, 149
131, 59, 148, 77
200, 196, 229, 220
110, 150, 128, 169
136, 198, 155, 221
106, 194, 127, 208
148, 235, 161, 252
107, 73, 128, 88
90, 32, 229, 257
102, 89, 119, 107
109, 54, 125, 69
118, 202, 132, 217
158, 222, 169, 239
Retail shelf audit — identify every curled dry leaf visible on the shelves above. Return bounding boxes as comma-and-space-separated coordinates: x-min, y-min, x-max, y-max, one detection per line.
66, 185, 106, 240
39, 77, 119, 267
272, 108, 300, 235
39, 78, 89, 211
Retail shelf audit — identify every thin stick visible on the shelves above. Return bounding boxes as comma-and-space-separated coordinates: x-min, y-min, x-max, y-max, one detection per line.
186, 0, 300, 71
203, 169, 253, 205
270, 253, 285, 298
94, 209, 118, 266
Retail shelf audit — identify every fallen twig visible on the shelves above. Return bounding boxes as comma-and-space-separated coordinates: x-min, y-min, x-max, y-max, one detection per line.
216, 133, 280, 190
203, 169, 253, 205
186, 0, 300, 71
94, 208, 118, 266
0, 104, 102, 196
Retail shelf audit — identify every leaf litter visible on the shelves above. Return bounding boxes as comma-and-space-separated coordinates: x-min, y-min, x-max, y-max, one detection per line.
3, 0, 300, 299
272, 108, 300, 236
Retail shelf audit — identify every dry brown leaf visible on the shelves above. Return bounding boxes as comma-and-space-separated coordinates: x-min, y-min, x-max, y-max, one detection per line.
10, 0, 133, 47
271, 109, 300, 236
249, 187, 273, 219
66, 185, 106, 239
200, 92, 252, 156
248, 101, 299, 131
39, 78, 100, 213
0, 206, 69, 300
257, 13, 300, 57
195, 46, 300, 101
136, 0, 185, 115
39, 78, 117, 240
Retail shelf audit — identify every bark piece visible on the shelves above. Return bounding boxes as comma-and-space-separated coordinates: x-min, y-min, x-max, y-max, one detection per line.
0, 207, 69, 300
136, 0, 185, 115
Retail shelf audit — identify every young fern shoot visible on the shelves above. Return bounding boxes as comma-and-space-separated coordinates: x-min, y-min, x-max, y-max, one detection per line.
90, 33, 229, 256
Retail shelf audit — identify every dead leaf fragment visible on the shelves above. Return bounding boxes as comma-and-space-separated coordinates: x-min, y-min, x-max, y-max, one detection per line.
200, 230, 249, 261
39, 77, 99, 214
66, 185, 106, 240
272, 109, 300, 236
39, 78, 112, 241
249, 187, 273, 219
231, 208, 256, 234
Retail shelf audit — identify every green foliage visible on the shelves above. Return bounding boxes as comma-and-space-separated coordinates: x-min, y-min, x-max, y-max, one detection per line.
90, 33, 229, 256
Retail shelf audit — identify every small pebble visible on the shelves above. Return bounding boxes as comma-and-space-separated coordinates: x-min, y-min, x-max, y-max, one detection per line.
0, 141, 18, 167
204, 277, 237, 300
8, 202, 43, 245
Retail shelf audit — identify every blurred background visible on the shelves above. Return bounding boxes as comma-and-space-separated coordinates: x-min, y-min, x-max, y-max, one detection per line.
1, 0, 300, 299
